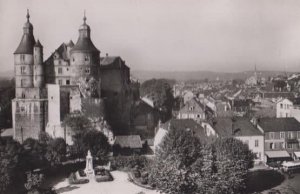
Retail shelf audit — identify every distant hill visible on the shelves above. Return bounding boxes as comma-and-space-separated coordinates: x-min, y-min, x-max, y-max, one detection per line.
131, 70, 291, 82
0, 70, 13, 79
0, 69, 291, 82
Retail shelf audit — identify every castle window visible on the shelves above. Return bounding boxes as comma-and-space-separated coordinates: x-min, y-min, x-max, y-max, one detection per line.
85, 67, 90, 74
59, 60, 61, 65
58, 68, 62, 74
85, 55, 89, 62
66, 80, 70, 85
21, 66, 26, 74
72, 57, 75, 62
21, 79, 25, 87
22, 93, 25, 98
20, 107, 25, 112
58, 80, 62, 85
20, 54, 25, 62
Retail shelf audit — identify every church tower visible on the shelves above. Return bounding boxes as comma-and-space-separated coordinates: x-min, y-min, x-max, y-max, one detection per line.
12, 10, 47, 143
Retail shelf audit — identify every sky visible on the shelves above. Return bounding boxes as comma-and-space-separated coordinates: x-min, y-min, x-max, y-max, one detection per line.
1, 0, 300, 72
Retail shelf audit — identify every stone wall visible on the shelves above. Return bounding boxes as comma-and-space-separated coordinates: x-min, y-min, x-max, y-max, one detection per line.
12, 99, 47, 142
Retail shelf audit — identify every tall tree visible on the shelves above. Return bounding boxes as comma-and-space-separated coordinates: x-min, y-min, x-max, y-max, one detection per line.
149, 127, 202, 194
212, 138, 254, 194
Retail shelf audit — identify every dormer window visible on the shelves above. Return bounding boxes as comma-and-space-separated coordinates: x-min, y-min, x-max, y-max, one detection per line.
85, 55, 89, 62
189, 106, 194, 111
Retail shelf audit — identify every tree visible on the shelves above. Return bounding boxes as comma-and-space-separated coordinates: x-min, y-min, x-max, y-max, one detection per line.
0, 79, 15, 129
45, 138, 66, 167
62, 114, 93, 134
149, 127, 203, 194
140, 79, 175, 121
24, 172, 44, 194
0, 138, 24, 193
211, 138, 254, 194
22, 138, 46, 170
71, 130, 111, 163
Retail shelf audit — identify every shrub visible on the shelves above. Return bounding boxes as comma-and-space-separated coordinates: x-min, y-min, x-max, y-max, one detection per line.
141, 177, 148, 185
24, 172, 44, 192
133, 170, 141, 178
95, 170, 113, 182
110, 155, 151, 170
68, 173, 89, 185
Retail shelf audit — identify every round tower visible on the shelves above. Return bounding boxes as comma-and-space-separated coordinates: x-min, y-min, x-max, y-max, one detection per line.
70, 11, 100, 85
14, 9, 35, 99
33, 39, 44, 87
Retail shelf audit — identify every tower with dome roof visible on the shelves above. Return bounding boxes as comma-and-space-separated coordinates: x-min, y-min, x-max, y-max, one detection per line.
12, 10, 47, 142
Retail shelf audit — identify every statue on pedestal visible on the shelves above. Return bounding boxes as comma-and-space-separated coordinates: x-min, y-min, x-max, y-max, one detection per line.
84, 150, 95, 178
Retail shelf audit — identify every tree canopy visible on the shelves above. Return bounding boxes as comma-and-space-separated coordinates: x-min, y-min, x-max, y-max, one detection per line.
71, 130, 111, 164
0, 138, 24, 193
149, 127, 202, 194
62, 114, 93, 134
149, 126, 254, 194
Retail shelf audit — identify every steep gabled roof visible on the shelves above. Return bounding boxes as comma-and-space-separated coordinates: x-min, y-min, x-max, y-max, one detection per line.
44, 42, 71, 64
178, 98, 205, 114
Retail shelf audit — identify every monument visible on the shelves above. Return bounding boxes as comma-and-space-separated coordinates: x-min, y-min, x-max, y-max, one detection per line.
84, 150, 95, 178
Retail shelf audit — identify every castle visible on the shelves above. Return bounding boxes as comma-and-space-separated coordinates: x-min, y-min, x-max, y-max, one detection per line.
12, 10, 143, 143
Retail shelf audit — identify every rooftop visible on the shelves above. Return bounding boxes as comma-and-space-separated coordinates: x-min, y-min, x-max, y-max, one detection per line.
161, 118, 206, 142
212, 117, 263, 137
258, 118, 300, 132
114, 135, 143, 149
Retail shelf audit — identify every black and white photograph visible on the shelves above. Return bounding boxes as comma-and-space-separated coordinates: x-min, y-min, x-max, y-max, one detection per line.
1, 0, 300, 193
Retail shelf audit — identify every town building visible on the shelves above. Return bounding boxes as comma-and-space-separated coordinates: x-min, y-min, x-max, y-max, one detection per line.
276, 98, 300, 122
177, 98, 206, 121
212, 117, 264, 163
256, 118, 300, 162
